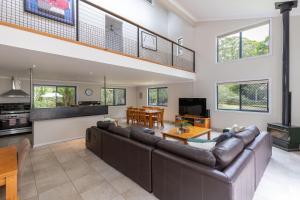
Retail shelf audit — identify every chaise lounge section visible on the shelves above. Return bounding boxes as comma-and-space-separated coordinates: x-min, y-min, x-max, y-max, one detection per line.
86, 122, 158, 192
86, 122, 272, 200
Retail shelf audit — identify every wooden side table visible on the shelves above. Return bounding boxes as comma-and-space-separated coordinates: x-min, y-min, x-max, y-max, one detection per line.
0, 146, 18, 200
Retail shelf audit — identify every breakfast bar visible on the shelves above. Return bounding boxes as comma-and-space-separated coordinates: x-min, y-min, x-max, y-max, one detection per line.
30, 105, 108, 147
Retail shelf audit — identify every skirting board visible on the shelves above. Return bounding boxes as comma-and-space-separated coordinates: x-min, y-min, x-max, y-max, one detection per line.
33, 136, 85, 148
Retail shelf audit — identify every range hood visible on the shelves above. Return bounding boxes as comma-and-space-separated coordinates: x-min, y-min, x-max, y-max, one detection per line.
1, 77, 29, 98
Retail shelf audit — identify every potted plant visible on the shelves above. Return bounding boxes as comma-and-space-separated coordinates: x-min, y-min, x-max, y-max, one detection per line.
175, 120, 192, 134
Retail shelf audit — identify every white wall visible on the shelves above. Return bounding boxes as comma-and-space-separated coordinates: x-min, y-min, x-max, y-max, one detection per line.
0, 77, 137, 118
89, 0, 169, 36
193, 16, 300, 131
136, 82, 193, 121
167, 12, 195, 50
89, 0, 195, 46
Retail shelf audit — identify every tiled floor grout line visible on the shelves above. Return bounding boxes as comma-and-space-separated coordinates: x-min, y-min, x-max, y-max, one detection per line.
28, 151, 40, 200
48, 144, 84, 200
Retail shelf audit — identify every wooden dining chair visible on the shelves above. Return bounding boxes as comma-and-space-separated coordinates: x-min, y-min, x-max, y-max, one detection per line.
127, 108, 134, 124
138, 110, 148, 126
0, 138, 31, 200
17, 138, 31, 191
159, 108, 165, 127
132, 109, 140, 124
152, 108, 164, 128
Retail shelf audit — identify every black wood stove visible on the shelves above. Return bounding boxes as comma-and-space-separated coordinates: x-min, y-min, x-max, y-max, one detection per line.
268, 1, 300, 151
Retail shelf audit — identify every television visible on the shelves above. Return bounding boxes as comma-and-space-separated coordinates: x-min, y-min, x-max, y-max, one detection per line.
179, 98, 207, 117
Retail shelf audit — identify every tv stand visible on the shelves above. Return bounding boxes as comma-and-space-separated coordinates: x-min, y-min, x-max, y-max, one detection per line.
175, 114, 211, 129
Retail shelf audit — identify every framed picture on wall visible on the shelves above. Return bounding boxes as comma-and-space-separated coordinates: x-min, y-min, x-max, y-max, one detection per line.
24, 0, 75, 25
141, 31, 157, 51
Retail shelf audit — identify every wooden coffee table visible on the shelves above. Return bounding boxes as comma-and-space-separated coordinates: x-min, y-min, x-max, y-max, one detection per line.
162, 126, 211, 144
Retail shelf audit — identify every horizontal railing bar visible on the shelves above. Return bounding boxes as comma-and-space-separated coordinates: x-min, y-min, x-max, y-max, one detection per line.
173, 42, 195, 53
80, 0, 195, 53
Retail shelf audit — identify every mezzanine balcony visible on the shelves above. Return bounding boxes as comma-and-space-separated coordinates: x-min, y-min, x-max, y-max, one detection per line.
0, 0, 195, 74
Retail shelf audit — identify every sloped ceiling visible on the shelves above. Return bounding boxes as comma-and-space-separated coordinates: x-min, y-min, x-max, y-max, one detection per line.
161, 0, 300, 23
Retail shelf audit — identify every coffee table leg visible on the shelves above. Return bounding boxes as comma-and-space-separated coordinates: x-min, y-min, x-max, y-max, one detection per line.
208, 131, 211, 140
184, 140, 188, 145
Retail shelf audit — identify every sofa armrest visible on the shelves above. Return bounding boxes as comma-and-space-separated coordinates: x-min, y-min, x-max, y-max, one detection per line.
86, 126, 103, 158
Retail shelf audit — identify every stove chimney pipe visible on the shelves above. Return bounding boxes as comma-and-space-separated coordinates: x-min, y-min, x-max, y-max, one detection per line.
275, 1, 298, 126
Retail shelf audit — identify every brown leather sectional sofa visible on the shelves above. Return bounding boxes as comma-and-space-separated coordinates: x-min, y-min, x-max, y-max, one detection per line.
86, 122, 272, 200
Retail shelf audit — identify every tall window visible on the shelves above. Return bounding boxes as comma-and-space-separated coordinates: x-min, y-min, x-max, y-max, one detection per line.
217, 80, 269, 112
177, 37, 183, 56
100, 88, 126, 106
34, 85, 76, 108
148, 87, 168, 106
217, 21, 270, 63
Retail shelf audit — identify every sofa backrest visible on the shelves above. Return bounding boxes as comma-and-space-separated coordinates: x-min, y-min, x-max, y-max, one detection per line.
97, 121, 116, 130
130, 125, 155, 135
130, 128, 161, 146
107, 125, 131, 138
234, 125, 260, 146
213, 137, 244, 169
157, 140, 216, 167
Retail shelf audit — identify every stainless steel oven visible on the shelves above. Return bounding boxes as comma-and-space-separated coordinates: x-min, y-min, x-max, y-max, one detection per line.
0, 103, 32, 136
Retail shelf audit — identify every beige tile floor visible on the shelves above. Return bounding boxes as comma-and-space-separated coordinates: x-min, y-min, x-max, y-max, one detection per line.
0, 123, 299, 200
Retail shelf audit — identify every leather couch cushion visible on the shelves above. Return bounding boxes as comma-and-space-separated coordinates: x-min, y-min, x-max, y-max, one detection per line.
130, 125, 155, 135
108, 126, 131, 138
97, 121, 116, 130
215, 131, 234, 144
130, 129, 161, 146
235, 125, 260, 146
246, 125, 260, 136
157, 140, 216, 167
213, 138, 244, 169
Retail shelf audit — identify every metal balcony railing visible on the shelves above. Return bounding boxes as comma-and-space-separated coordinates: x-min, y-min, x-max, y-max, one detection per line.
0, 0, 196, 72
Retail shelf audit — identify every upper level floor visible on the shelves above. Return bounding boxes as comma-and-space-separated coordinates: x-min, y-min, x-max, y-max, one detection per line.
0, 0, 196, 76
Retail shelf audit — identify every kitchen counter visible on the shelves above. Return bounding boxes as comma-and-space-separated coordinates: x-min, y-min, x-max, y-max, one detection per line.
30, 105, 108, 147
30, 105, 108, 121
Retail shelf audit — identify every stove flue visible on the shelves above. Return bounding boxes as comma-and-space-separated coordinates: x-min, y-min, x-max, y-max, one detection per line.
268, 1, 300, 151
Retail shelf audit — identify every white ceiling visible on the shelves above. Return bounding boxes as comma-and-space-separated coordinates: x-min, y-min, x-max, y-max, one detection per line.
0, 45, 192, 86
168, 0, 300, 22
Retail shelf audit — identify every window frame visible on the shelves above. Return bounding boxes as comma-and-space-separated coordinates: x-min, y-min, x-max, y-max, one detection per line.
177, 37, 183, 56
101, 88, 126, 106
147, 87, 168, 107
216, 80, 270, 113
216, 20, 272, 63
33, 84, 77, 108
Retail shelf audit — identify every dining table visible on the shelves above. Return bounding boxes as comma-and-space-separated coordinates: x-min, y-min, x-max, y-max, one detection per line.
0, 146, 18, 200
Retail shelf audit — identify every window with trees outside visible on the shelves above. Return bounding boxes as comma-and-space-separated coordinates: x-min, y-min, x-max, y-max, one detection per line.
217, 21, 270, 63
33, 85, 76, 108
100, 88, 126, 106
148, 87, 168, 106
217, 80, 269, 112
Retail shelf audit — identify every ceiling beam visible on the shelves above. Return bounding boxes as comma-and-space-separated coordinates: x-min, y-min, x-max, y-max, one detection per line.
157, 0, 197, 26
